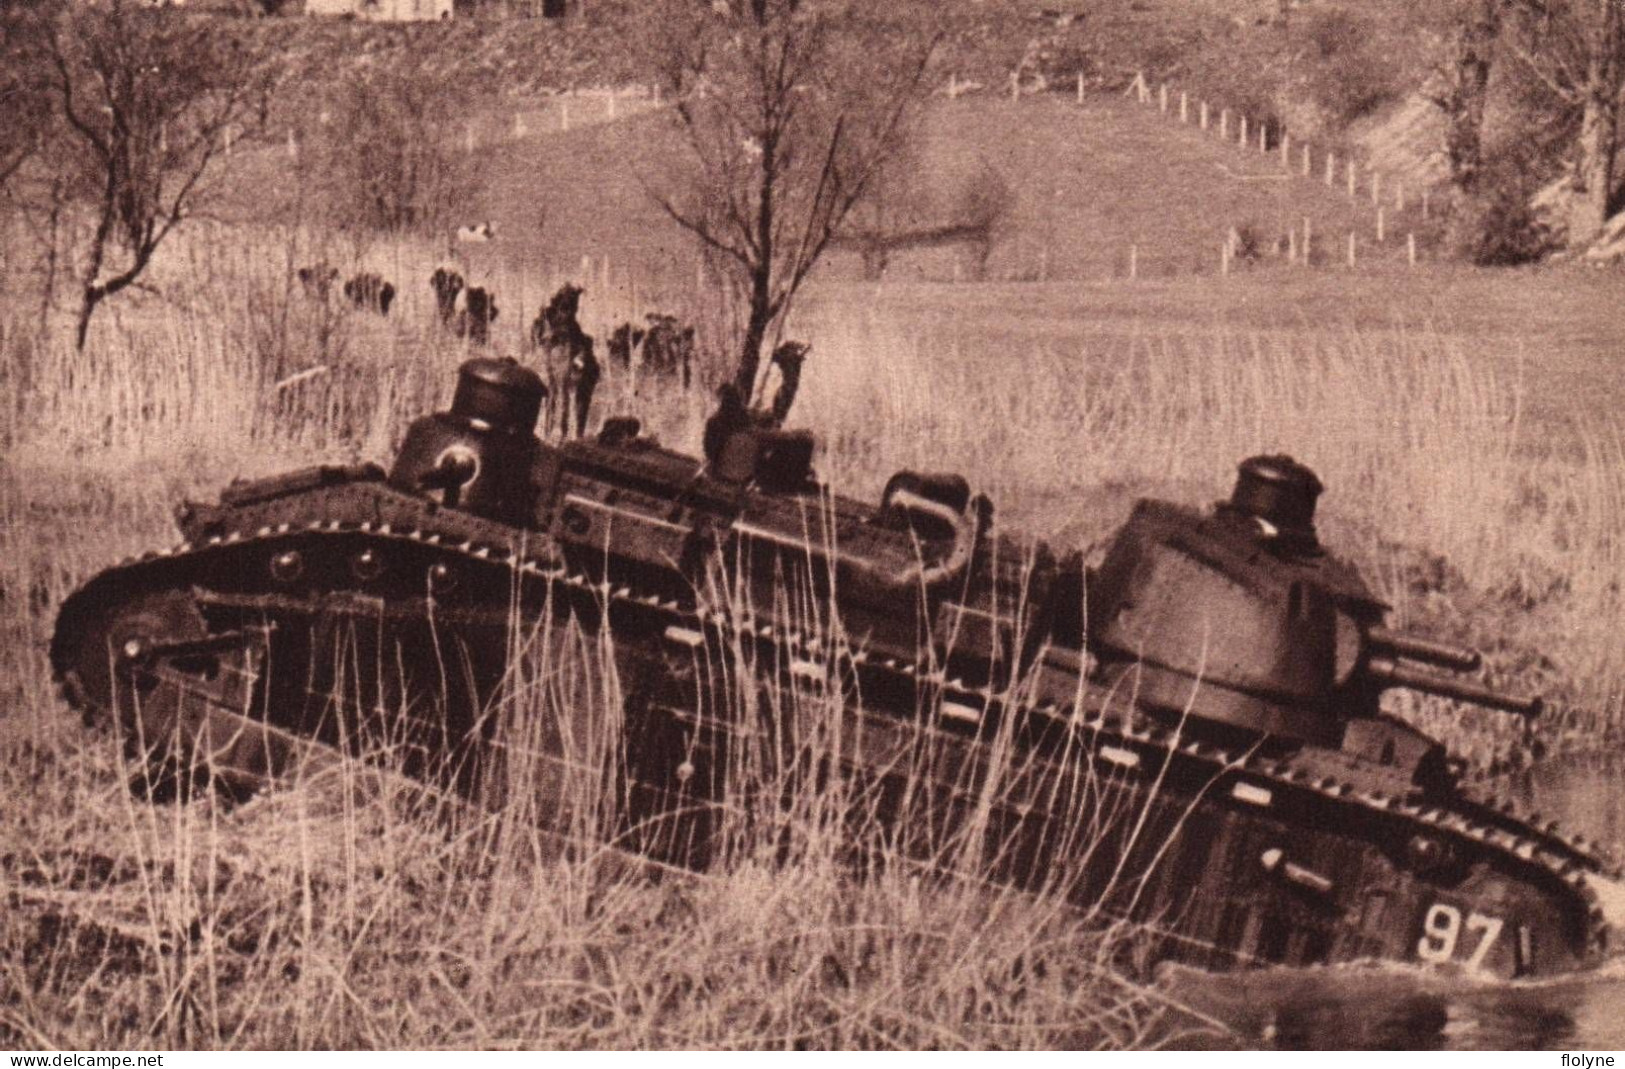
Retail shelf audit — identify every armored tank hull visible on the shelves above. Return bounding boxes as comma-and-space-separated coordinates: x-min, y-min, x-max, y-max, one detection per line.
50, 359, 1625, 980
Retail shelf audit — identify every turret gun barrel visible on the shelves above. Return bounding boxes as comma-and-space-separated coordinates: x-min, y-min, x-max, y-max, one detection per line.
1366, 655, 1543, 718
1367, 627, 1482, 672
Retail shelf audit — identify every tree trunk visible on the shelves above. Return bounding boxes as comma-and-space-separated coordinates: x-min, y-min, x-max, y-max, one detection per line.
76, 191, 116, 351
735, 270, 772, 400
39, 185, 62, 336
75, 285, 103, 351
1442, 0, 1501, 197
1568, 1, 1622, 249
736, 132, 778, 400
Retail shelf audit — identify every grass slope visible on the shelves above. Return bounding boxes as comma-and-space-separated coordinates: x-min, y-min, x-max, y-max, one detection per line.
421, 92, 1413, 290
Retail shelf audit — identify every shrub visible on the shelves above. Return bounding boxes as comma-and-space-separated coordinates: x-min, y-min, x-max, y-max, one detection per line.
1449, 153, 1562, 266
1293, 10, 1403, 125
1231, 220, 1269, 262
301, 62, 480, 233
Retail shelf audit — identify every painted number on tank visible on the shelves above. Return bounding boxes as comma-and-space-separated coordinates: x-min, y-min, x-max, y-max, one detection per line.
1416, 903, 1504, 972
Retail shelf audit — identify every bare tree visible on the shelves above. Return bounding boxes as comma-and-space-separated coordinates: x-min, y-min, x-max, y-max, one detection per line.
1504, 0, 1623, 246
836, 135, 1011, 282
6, 0, 271, 348
646, 0, 939, 398
305, 60, 479, 234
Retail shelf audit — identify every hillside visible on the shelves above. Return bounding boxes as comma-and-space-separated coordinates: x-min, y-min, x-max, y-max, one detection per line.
461, 91, 1414, 286
197, 0, 1506, 267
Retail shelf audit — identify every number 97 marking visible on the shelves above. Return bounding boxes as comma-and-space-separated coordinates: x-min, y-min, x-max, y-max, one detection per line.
1416, 903, 1504, 972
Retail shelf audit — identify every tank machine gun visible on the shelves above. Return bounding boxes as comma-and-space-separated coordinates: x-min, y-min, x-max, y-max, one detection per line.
52, 358, 1625, 979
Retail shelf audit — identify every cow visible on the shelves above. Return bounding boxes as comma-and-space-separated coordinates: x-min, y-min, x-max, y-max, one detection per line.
430, 267, 465, 324
606, 321, 646, 370
456, 221, 495, 243
607, 312, 696, 391
531, 282, 598, 438
453, 287, 498, 345
640, 314, 695, 389
297, 263, 339, 300
343, 272, 395, 316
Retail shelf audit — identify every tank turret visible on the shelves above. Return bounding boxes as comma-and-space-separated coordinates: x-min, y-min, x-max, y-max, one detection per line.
1086, 455, 1540, 749
387, 358, 546, 524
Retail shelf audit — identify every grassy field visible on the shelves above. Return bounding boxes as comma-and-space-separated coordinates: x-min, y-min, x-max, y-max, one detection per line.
5, 210, 1625, 1046
7, 37, 1625, 1044
1, 249, 1241, 1048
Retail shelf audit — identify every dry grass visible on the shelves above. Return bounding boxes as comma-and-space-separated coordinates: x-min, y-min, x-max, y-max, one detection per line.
4, 226, 1625, 1049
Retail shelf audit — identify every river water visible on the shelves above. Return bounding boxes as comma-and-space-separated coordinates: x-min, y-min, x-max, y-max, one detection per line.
1166, 958, 1625, 1050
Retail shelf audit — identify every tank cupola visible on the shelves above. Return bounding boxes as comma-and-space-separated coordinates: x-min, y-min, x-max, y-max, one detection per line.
450, 357, 545, 435
1225, 454, 1323, 550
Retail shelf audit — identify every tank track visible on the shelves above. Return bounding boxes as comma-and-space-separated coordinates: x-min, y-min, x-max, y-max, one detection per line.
50, 505, 1621, 977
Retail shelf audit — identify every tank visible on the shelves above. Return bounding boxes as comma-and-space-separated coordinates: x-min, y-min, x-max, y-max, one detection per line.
50, 358, 1625, 980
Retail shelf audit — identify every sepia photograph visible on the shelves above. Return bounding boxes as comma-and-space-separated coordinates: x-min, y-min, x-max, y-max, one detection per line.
4, 0, 1625, 1051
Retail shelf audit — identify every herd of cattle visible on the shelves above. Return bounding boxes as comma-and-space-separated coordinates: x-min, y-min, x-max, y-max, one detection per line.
292, 262, 806, 439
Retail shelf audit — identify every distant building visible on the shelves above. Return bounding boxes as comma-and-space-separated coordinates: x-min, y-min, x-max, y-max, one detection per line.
304, 0, 452, 20
480, 0, 580, 15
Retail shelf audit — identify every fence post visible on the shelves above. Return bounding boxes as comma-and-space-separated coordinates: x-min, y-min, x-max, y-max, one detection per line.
1422, 190, 1430, 220
1079, 72, 1086, 104
1288, 227, 1298, 264
561, 99, 570, 132
287, 130, 298, 160
1281, 132, 1290, 167
1239, 115, 1248, 147
1407, 232, 1417, 267
1159, 82, 1168, 113
1180, 91, 1188, 122
1377, 206, 1386, 242
1221, 239, 1230, 276
466, 122, 476, 153
1302, 143, 1311, 177
1325, 151, 1335, 186
1129, 243, 1138, 279
1219, 109, 1228, 139
1260, 123, 1268, 154
1396, 182, 1406, 212
1200, 101, 1209, 129
1346, 159, 1357, 199
1303, 217, 1312, 265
